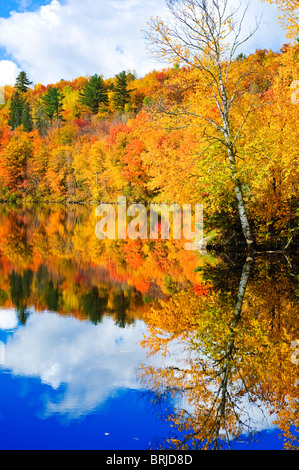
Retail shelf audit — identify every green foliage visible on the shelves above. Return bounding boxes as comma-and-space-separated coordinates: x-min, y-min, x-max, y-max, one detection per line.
15, 71, 33, 93
22, 102, 33, 132
143, 96, 152, 106
8, 90, 33, 132
112, 71, 132, 111
8, 91, 25, 130
32, 101, 49, 136
79, 74, 108, 114
41, 87, 65, 121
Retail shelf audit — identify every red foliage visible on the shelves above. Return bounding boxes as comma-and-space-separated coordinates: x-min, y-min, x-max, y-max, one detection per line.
123, 241, 144, 270
193, 284, 209, 295
122, 139, 146, 186
106, 123, 129, 147
74, 118, 89, 128
156, 71, 167, 83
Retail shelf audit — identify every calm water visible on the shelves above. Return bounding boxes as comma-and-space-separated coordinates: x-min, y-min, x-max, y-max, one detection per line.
0, 204, 298, 450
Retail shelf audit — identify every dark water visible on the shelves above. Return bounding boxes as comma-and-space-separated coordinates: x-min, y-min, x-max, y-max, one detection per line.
0, 204, 298, 450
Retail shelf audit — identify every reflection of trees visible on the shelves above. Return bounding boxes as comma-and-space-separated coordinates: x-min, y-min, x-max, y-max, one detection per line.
199, 259, 253, 449
80, 286, 108, 325
111, 289, 133, 328
0, 209, 33, 264
140, 255, 299, 450
10, 269, 33, 325
34, 263, 62, 312
0, 204, 201, 327
45, 280, 61, 311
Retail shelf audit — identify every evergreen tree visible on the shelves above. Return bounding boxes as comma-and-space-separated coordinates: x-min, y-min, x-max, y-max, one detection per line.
79, 74, 108, 114
33, 100, 49, 136
22, 102, 33, 133
41, 87, 65, 121
8, 91, 25, 130
8, 71, 34, 131
112, 71, 132, 111
236, 53, 247, 61
9, 92, 34, 132
15, 71, 33, 93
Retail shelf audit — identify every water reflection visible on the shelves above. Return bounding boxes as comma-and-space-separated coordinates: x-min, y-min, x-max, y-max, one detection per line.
140, 253, 299, 450
0, 204, 298, 450
2, 312, 148, 418
0, 204, 201, 325
0, 204, 201, 449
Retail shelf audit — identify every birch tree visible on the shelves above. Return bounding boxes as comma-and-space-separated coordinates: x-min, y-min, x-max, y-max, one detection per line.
145, 0, 263, 250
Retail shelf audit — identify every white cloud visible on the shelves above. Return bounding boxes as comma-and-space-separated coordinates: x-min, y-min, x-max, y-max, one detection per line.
0, 0, 287, 86
0, 60, 21, 86
0, 0, 168, 85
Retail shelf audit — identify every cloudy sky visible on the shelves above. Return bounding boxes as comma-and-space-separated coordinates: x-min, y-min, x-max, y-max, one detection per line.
0, 0, 287, 86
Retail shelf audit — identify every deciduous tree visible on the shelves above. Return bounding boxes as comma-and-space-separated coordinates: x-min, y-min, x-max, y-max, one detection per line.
145, 0, 266, 250
264, 0, 299, 39
1, 133, 33, 193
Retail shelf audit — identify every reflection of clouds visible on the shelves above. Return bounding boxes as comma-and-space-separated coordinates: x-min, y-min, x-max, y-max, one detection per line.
2, 312, 155, 419
144, 336, 277, 438
0, 311, 277, 438
0, 309, 18, 330
238, 396, 276, 435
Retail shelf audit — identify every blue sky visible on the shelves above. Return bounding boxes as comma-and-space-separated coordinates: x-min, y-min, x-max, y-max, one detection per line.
0, 0, 287, 86
0, 1, 52, 18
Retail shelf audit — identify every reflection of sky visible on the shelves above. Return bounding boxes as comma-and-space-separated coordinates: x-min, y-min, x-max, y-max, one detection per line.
0, 309, 286, 449
0, 309, 18, 330
0, 311, 159, 419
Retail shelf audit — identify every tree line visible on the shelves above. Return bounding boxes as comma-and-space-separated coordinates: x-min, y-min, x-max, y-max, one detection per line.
8, 69, 134, 132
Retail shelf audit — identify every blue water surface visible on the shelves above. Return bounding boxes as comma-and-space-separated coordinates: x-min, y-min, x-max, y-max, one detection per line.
0, 309, 289, 451
0, 311, 183, 450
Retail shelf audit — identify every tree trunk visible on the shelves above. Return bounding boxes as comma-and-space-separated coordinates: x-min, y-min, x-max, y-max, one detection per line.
227, 146, 255, 251
218, 72, 255, 252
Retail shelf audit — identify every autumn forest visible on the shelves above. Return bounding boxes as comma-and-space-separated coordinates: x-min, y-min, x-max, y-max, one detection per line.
0, 0, 298, 452
0, 0, 297, 252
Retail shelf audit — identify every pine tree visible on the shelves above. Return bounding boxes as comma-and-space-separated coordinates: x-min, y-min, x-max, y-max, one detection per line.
8, 91, 25, 130
22, 102, 33, 133
112, 71, 132, 111
41, 87, 65, 121
15, 71, 33, 93
9, 71, 34, 131
79, 74, 108, 114
33, 101, 49, 136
